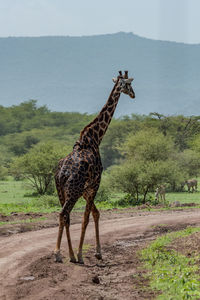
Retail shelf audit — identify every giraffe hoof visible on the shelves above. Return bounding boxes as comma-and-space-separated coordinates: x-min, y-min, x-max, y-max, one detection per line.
70, 257, 77, 263
77, 256, 84, 264
95, 253, 102, 260
54, 252, 63, 263
77, 253, 84, 264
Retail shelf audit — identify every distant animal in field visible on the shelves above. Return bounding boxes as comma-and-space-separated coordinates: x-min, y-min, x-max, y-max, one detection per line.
185, 179, 197, 192
155, 185, 166, 202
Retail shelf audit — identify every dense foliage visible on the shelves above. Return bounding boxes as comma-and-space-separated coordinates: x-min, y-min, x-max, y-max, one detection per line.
108, 129, 186, 202
1, 101, 200, 201
11, 142, 67, 195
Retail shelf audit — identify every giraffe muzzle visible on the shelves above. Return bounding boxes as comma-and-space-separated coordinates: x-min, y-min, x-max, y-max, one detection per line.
130, 92, 135, 99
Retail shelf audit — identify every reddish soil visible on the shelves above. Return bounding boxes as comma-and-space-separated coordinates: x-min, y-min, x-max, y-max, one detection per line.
170, 230, 200, 258
1, 208, 200, 300
0, 205, 198, 237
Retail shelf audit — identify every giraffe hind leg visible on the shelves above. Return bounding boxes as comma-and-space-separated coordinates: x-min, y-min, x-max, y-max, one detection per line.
61, 194, 79, 263
92, 203, 102, 260
79, 190, 102, 263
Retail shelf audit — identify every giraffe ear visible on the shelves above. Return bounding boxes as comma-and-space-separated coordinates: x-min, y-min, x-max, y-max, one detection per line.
124, 78, 134, 83
112, 78, 117, 83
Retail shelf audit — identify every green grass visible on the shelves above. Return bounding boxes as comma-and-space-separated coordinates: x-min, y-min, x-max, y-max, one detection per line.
0, 178, 200, 216
167, 191, 200, 204
94, 191, 200, 212
0, 216, 47, 226
0, 177, 34, 204
0, 178, 121, 215
0, 196, 61, 215
102, 190, 200, 206
0, 178, 61, 215
141, 227, 200, 299
0, 178, 98, 215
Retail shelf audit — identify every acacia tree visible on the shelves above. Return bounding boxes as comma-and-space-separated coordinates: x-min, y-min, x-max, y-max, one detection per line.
11, 142, 68, 195
109, 129, 185, 203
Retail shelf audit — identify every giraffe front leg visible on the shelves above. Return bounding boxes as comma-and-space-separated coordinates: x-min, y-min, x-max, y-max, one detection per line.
92, 203, 102, 260
54, 214, 64, 263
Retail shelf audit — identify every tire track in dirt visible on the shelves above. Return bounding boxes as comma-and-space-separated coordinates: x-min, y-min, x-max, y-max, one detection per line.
1, 209, 200, 300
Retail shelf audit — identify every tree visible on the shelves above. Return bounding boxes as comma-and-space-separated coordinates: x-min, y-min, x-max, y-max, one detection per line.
5, 133, 39, 156
110, 158, 184, 203
123, 128, 175, 161
177, 149, 200, 178
190, 135, 200, 154
11, 142, 69, 195
100, 119, 139, 169
109, 129, 184, 203
0, 166, 8, 180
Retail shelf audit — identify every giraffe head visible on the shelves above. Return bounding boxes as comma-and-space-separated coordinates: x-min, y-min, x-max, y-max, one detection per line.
112, 71, 135, 99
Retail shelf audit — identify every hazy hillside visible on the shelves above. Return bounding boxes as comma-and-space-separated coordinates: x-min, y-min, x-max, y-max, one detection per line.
0, 32, 199, 116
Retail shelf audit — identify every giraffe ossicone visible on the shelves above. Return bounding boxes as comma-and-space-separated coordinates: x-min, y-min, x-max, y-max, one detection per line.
54, 71, 135, 264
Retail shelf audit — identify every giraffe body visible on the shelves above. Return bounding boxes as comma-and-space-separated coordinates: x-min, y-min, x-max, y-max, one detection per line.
55, 146, 103, 220
54, 71, 135, 264
155, 185, 166, 202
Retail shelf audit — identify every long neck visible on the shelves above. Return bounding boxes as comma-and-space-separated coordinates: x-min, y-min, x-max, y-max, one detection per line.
79, 80, 121, 147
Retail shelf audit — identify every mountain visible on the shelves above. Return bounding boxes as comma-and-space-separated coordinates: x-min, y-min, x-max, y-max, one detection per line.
0, 32, 200, 116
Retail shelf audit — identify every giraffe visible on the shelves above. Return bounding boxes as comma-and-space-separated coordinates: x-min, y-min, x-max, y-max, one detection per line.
54, 70, 135, 264
155, 185, 166, 203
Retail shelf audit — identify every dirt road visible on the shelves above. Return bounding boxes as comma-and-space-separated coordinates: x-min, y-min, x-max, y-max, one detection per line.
0, 209, 200, 300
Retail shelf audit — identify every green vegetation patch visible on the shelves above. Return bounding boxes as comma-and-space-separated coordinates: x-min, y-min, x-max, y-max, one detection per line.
1, 178, 200, 216
167, 191, 200, 205
141, 227, 200, 299
0, 181, 59, 215
0, 197, 61, 215
0, 216, 47, 226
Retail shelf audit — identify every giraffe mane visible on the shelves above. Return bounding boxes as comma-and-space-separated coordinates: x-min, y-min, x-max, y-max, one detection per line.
80, 117, 98, 139
80, 77, 120, 140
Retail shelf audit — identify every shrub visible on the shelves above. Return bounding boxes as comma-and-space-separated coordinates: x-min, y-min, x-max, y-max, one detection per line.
95, 185, 110, 203
109, 129, 184, 203
0, 166, 8, 180
115, 194, 139, 207
10, 142, 67, 195
36, 195, 60, 208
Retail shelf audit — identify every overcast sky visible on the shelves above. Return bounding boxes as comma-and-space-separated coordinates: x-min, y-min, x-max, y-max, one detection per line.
0, 0, 199, 44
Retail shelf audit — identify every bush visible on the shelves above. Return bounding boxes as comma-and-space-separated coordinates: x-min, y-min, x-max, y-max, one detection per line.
10, 142, 67, 195
115, 194, 139, 207
35, 195, 60, 208
0, 166, 8, 180
95, 185, 110, 203
109, 129, 184, 203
